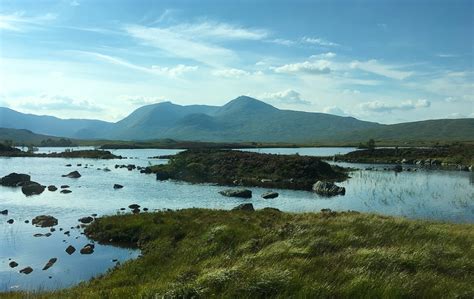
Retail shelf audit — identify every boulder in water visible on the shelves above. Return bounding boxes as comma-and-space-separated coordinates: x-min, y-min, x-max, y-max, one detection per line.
312, 181, 345, 196
113, 184, 123, 189
21, 182, 46, 196
65, 245, 76, 255
62, 171, 81, 178
261, 191, 279, 199
219, 189, 252, 198
32, 215, 58, 227
42, 258, 57, 271
48, 185, 58, 192
0, 173, 31, 187
19, 267, 33, 275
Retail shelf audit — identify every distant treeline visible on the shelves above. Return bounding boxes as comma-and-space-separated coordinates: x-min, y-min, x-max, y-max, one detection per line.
39, 138, 78, 147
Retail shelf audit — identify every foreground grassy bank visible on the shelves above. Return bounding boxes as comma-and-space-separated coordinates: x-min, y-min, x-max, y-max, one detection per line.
4, 209, 473, 298
150, 149, 348, 190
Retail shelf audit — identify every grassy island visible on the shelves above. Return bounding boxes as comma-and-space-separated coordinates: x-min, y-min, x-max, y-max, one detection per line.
0, 146, 121, 159
337, 144, 474, 167
150, 149, 348, 190
4, 209, 473, 298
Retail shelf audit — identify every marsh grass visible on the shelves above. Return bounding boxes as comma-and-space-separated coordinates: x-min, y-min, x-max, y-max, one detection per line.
2, 208, 473, 298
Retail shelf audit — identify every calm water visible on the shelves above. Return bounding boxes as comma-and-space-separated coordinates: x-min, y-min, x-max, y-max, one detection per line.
0, 147, 473, 291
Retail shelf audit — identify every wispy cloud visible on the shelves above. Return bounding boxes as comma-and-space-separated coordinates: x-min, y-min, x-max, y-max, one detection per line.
77, 51, 197, 77
350, 59, 413, 80
125, 24, 236, 67
302, 36, 339, 47
436, 53, 458, 58
272, 60, 331, 75
310, 52, 336, 59
0, 12, 56, 31
323, 106, 349, 116
118, 95, 167, 106
261, 89, 311, 105
270, 38, 296, 46
212, 68, 250, 78
13, 95, 103, 112
360, 99, 430, 113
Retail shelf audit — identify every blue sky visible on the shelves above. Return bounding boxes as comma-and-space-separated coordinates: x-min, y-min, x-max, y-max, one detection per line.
0, 0, 472, 123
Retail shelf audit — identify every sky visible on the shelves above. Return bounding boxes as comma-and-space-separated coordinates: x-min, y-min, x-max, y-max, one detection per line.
0, 0, 473, 123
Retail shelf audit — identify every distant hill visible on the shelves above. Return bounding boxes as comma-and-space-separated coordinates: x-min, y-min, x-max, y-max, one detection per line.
0, 107, 111, 138
1, 96, 473, 143
0, 128, 72, 145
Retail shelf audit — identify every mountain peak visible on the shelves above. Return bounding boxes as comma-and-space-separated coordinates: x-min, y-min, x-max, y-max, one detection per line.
217, 96, 278, 115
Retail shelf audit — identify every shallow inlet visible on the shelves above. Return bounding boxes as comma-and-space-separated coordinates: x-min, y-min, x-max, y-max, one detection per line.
0, 147, 472, 291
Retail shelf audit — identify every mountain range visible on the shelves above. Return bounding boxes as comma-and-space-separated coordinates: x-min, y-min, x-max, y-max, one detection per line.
1, 96, 473, 143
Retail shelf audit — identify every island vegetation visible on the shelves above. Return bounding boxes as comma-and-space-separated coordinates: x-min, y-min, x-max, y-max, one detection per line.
4, 208, 472, 298
150, 149, 348, 190
336, 143, 474, 168
0, 143, 121, 159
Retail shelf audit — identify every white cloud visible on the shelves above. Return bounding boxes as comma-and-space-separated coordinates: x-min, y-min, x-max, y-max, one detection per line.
310, 52, 336, 59
70, 0, 80, 6
77, 51, 197, 77
446, 112, 474, 118
323, 106, 349, 116
342, 89, 361, 95
360, 99, 431, 113
12, 95, 103, 112
273, 60, 331, 75
436, 53, 458, 58
0, 12, 56, 31
261, 89, 311, 105
170, 21, 268, 41
119, 95, 167, 106
125, 24, 236, 67
302, 37, 339, 47
151, 64, 198, 77
270, 38, 295, 46
350, 59, 412, 80
212, 68, 250, 78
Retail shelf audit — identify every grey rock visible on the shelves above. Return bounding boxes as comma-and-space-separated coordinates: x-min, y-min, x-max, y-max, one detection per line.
32, 215, 58, 227
62, 171, 81, 178
128, 204, 140, 209
80, 244, 95, 255
219, 189, 252, 198
65, 245, 76, 255
48, 185, 58, 192
261, 191, 279, 199
21, 182, 46, 196
42, 258, 57, 271
7, 219, 14, 224
9, 261, 18, 268
113, 184, 123, 189
60, 189, 72, 194
60, 185, 70, 189
78, 216, 94, 224
232, 203, 255, 211
1, 209, 8, 215
19, 267, 33, 274
312, 181, 346, 196
0, 173, 31, 187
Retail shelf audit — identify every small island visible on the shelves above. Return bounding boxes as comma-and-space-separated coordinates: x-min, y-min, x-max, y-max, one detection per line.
150, 149, 348, 190
0, 144, 121, 159
335, 143, 473, 170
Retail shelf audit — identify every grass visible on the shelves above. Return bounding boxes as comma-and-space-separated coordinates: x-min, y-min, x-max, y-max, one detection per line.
2, 209, 473, 298
149, 149, 348, 190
